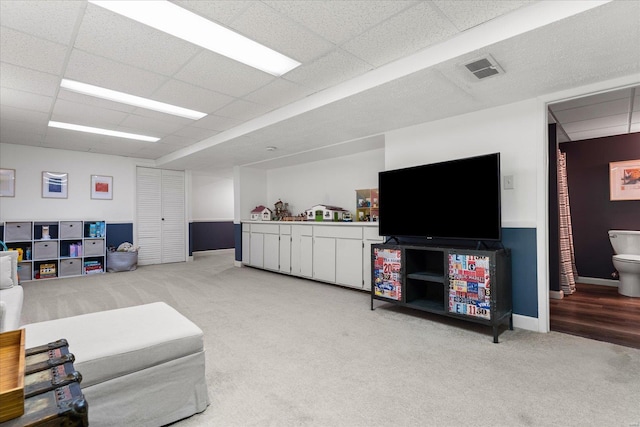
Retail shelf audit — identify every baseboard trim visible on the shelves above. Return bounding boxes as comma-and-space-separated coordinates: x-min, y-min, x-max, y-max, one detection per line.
513, 314, 540, 332
577, 276, 619, 287
549, 290, 564, 300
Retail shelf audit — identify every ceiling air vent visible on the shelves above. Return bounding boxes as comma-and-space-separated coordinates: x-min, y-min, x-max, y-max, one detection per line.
463, 55, 504, 80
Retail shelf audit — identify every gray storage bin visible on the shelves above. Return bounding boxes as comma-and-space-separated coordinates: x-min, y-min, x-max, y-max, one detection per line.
60, 221, 83, 239
107, 251, 138, 272
4, 222, 32, 241
59, 258, 82, 277
33, 241, 58, 260
84, 238, 105, 256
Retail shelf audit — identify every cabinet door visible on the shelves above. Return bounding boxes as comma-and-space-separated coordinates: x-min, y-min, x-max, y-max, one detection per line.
300, 235, 313, 278
250, 233, 264, 268
279, 235, 291, 274
336, 238, 362, 288
263, 234, 280, 271
313, 237, 336, 283
242, 232, 250, 264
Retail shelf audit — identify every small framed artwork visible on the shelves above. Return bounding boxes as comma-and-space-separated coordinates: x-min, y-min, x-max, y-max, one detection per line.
42, 171, 68, 199
0, 168, 16, 197
609, 159, 640, 201
91, 175, 113, 200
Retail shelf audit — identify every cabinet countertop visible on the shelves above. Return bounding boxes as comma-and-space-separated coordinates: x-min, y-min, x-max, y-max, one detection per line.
242, 220, 379, 227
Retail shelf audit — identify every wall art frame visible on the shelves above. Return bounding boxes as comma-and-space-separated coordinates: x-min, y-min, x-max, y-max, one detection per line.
91, 174, 113, 200
42, 171, 68, 199
609, 159, 640, 201
0, 168, 16, 197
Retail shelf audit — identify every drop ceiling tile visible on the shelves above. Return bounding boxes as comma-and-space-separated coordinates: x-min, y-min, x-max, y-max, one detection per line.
57, 89, 137, 114
0, 27, 67, 75
550, 87, 633, 112
0, 0, 83, 44
50, 98, 129, 128
152, 79, 235, 114
230, 1, 334, 63
0, 87, 53, 113
342, 2, 459, 67
264, 1, 418, 45
214, 99, 274, 123
129, 107, 194, 127
77, 4, 201, 76
0, 126, 45, 145
172, 126, 218, 140
64, 50, 168, 97
172, 0, 253, 26
1, 117, 47, 137
119, 114, 186, 136
562, 113, 630, 134
0, 105, 49, 127
631, 123, 640, 133
191, 114, 242, 132
174, 50, 275, 97
0, 62, 60, 97
157, 134, 199, 147
284, 49, 372, 91
432, 0, 535, 31
244, 78, 315, 109
568, 125, 630, 141
553, 98, 632, 125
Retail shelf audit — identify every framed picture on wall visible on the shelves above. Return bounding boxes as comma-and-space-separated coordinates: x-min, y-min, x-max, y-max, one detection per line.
42, 171, 68, 198
91, 175, 113, 200
0, 168, 16, 197
609, 159, 640, 201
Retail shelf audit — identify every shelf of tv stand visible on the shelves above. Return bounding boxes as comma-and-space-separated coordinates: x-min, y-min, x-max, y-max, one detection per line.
406, 272, 444, 283
371, 243, 513, 343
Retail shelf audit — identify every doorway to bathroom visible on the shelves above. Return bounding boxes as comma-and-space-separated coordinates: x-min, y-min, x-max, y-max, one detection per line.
547, 86, 640, 349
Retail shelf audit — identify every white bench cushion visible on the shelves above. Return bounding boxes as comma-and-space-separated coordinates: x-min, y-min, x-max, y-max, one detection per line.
23, 302, 204, 388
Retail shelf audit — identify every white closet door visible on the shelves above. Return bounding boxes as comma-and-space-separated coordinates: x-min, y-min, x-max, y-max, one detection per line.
136, 167, 185, 265
161, 169, 185, 263
137, 167, 162, 265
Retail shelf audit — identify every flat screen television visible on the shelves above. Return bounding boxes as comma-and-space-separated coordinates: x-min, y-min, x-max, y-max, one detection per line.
378, 152, 502, 242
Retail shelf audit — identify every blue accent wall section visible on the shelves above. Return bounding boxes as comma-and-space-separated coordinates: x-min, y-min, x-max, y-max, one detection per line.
106, 223, 133, 250
502, 227, 538, 318
189, 221, 235, 255
235, 223, 242, 262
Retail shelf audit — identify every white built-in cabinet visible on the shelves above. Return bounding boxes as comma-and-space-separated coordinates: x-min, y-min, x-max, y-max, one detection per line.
136, 167, 185, 266
242, 221, 383, 290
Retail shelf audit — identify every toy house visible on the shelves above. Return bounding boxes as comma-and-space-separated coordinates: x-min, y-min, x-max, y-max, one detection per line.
250, 205, 272, 221
305, 205, 350, 222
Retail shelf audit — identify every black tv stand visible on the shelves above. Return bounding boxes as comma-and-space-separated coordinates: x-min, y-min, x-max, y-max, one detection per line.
371, 243, 513, 343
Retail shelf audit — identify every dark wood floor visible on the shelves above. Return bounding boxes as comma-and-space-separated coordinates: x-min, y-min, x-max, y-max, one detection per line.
550, 283, 640, 349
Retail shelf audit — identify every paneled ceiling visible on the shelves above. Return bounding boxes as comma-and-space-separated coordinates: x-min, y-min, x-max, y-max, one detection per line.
1, 1, 639, 177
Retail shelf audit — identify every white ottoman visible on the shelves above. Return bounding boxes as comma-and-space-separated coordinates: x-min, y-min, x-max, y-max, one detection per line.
23, 302, 210, 427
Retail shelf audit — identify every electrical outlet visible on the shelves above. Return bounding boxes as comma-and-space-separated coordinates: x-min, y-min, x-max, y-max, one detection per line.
504, 175, 514, 190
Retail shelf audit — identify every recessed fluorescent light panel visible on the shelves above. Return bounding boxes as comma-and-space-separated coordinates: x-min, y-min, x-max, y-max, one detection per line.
48, 121, 160, 142
89, 0, 301, 76
60, 79, 206, 120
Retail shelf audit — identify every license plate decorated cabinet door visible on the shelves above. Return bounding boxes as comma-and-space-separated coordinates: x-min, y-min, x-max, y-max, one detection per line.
372, 246, 403, 302
447, 251, 494, 320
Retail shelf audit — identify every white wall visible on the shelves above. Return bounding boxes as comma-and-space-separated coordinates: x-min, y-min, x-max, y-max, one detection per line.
385, 99, 539, 228
236, 166, 267, 222
0, 143, 150, 222
190, 172, 234, 221
266, 148, 384, 217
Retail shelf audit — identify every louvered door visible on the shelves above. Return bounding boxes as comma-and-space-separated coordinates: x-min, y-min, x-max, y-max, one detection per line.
136, 167, 185, 265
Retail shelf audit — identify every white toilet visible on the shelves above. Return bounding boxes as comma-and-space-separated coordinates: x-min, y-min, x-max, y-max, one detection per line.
608, 230, 640, 297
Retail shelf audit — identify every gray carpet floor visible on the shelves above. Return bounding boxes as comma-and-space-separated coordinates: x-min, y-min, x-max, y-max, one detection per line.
20, 250, 640, 427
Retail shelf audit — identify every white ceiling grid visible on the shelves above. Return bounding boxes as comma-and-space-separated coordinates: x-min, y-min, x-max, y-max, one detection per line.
0, 0, 638, 177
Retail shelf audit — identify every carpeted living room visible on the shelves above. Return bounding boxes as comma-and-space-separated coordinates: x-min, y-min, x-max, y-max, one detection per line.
13, 250, 640, 427
1, 1, 639, 425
